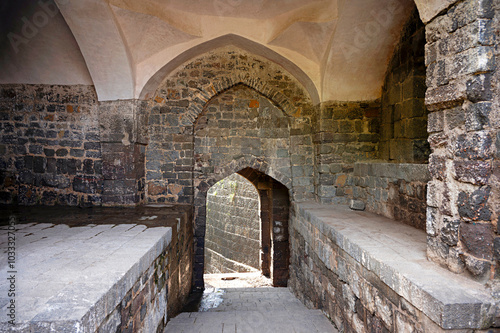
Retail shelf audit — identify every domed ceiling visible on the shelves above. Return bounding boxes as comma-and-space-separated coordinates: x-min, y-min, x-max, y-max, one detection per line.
0, 0, 451, 102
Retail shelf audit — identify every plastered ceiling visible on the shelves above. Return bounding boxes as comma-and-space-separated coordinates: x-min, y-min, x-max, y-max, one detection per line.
1, 0, 451, 103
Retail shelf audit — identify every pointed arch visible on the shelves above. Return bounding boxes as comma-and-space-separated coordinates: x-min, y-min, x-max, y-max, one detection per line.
194, 164, 291, 289
139, 34, 319, 105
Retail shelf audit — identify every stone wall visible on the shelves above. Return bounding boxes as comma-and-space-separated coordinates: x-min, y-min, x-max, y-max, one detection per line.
314, 101, 381, 204
145, 46, 315, 206
98, 100, 148, 206
107, 240, 170, 333
205, 173, 260, 274
314, 5, 431, 230
0, 84, 102, 206
111, 205, 193, 332
352, 163, 430, 230
193, 85, 293, 198
493, 0, 500, 285
424, 0, 498, 281
380, 8, 429, 163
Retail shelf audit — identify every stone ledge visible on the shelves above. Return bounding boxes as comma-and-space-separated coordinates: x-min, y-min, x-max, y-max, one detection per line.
295, 202, 496, 329
0, 221, 173, 332
353, 162, 430, 182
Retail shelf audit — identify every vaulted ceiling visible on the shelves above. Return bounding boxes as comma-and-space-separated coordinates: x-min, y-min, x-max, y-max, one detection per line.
0, 0, 451, 103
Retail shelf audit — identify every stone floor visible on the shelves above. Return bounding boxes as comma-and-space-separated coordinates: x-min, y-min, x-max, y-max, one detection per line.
164, 287, 339, 333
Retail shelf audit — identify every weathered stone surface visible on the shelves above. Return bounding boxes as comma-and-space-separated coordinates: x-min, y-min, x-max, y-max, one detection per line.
351, 163, 429, 231
453, 160, 491, 185
457, 186, 491, 221
428, 154, 446, 180
0, 205, 192, 333
465, 102, 491, 131
147, 47, 313, 206
440, 218, 460, 246
455, 132, 492, 160
421, 0, 499, 280
72, 175, 102, 194
460, 222, 494, 260
464, 254, 491, 278
427, 110, 444, 132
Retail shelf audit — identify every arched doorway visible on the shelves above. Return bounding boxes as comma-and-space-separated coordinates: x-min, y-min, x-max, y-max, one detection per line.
191, 83, 295, 289
144, 48, 316, 290
203, 168, 290, 287
237, 167, 290, 286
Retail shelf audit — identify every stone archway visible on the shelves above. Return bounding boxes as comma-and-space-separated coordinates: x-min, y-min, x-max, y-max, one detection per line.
238, 167, 290, 287
191, 84, 294, 288
145, 51, 311, 287
198, 167, 290, 288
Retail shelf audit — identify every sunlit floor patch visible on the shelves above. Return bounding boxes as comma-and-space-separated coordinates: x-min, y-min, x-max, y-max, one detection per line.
204, 272, 273, 289
198, 287, 225, 311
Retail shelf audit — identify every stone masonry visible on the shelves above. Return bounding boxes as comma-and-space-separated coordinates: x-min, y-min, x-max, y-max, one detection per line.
351, 162, 430, 230
205, 173, 260, 274
425, 0, 499, 281
380, 7, 430, 164
289, 202, 497, 333
313, 7, 431, 231
314, 101, 381, 205
1, 1, 500, 331
145, 47, 315, 206
0, 84, 102, 206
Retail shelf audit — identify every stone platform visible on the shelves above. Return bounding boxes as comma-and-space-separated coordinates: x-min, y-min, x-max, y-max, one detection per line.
0, 205, 193, 332
289, 202, 498, 332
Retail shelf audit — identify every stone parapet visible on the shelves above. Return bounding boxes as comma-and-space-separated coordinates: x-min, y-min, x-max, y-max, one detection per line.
0, 205, 193, 332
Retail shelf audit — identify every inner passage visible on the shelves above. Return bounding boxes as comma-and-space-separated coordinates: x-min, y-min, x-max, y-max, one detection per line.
204, 173, 260, 274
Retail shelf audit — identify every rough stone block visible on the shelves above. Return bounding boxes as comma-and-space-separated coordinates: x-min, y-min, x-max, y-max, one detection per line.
466, 73, 492, 102
453, 160, 491, 185
427, 111, 444, 133
463, 254, 491, 278
460, 222, 494, 260
73, 175, 102, 194
425, 83, 466, 111
440, 218, 460, 246
428, 155, 446, 180
455, 132, 492, 160
457, 186, 491, 221
444, 106, 464, 129
349, 199, 365, 211
465, 102, 491, 131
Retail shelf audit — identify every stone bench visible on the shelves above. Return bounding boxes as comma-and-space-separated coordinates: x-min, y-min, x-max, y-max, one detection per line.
289, 202, 497, 331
